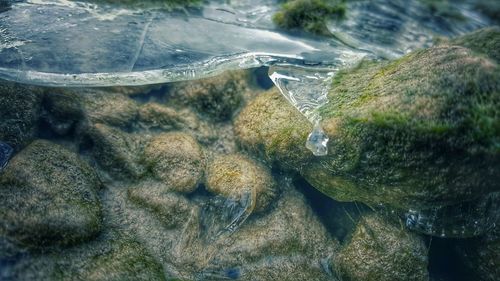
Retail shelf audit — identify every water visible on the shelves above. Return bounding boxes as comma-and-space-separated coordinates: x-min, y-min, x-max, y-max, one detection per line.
0, 0, 491, 156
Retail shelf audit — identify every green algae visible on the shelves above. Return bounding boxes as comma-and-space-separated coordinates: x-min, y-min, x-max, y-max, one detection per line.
273, 0, 346, 35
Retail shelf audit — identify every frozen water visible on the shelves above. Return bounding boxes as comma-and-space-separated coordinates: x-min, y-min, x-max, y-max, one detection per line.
305, 122, 329, 156
0, 0, 490, 156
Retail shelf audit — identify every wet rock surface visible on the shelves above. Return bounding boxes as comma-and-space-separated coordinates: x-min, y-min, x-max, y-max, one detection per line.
0, 28, 499, 281
143, 132, 204, 193
0, 140, 102, 257
333, 214, 429, 281
236, 28, 500, 212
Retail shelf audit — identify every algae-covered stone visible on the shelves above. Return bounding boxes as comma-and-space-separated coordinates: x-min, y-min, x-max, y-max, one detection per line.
234, 88, 313, 169
81, 90, 139, 128
273, 0, 346, 35
449, 26, 500, 63
128, 181, 195, 228
138, 102, 215, 144
204, 188, 339, 281
169, 70, 248, 121
237, 28, 500, 210
143, 132, 204, 193
206, 154, 278, 213
86, 123, 145, 179
333, 214, 429, 281
0, 140, 102, 255
305, 36, 500, 209
54, 239, 166, 281
0, 82, 42, 149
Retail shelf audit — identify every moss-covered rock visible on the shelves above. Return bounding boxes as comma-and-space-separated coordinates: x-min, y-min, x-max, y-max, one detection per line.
206, 154, 278, 213
449, 26, 500, 63
333, 214, 429, 281
236, 28, 500, 210
85, 123, 145, 179
0, 82, 42, 149
54, 238, 166, 281
127, 181, 195, 229
138, 102, 215, 144
192, 188, 339, 281
234, 88, 313, 169
273, 0, 346, 35
169, 70, 248, 121
0, 140, 102, 256
81, 90, 139, 128
143, 132, 204, 193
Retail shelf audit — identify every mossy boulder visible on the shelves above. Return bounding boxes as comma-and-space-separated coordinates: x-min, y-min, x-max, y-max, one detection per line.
273, 0, 346, 35
0, 82, 42, 149
85, 123, 145, 180
333, 214, 429, 281
206, 154, 278, 213
53, 239, 166, 281
0, 140, 102, 256
169, 70, 248, 121
449, 26, 500, 63
200, 188, 339, 281
143, 132, 204, 193
234, 88, 313, 169
138, 102, 215, 144
81, 90, 139, 128
236, 28, 500, 210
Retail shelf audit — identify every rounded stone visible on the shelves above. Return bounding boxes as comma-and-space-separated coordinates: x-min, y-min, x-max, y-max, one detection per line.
206, 154, 278, 213
0, 140, 102, 255
143, 132, 204, 193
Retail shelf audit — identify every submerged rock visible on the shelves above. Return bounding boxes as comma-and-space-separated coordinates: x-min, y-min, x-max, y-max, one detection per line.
143, 132, 204, 193
0, 140, 102, 256
333, 214, 429, 281
85, 123, 145, 180
138, 102, 215, 144
0, 82, 42, 150
189, 188, 338, 281
234, 88, 313, 169
236, 28, 500, 210
53, 238, 166, 281
449, 26, 500, 63
206, 154, 278, 213
169, 70, 248, 121
81, 90, 139, 128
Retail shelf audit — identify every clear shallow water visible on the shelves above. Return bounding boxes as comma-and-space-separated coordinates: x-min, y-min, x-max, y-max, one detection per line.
0, 0, 491, 155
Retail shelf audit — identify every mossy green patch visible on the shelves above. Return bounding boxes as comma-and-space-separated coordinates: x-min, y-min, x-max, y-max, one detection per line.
273, 0, 346, 35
